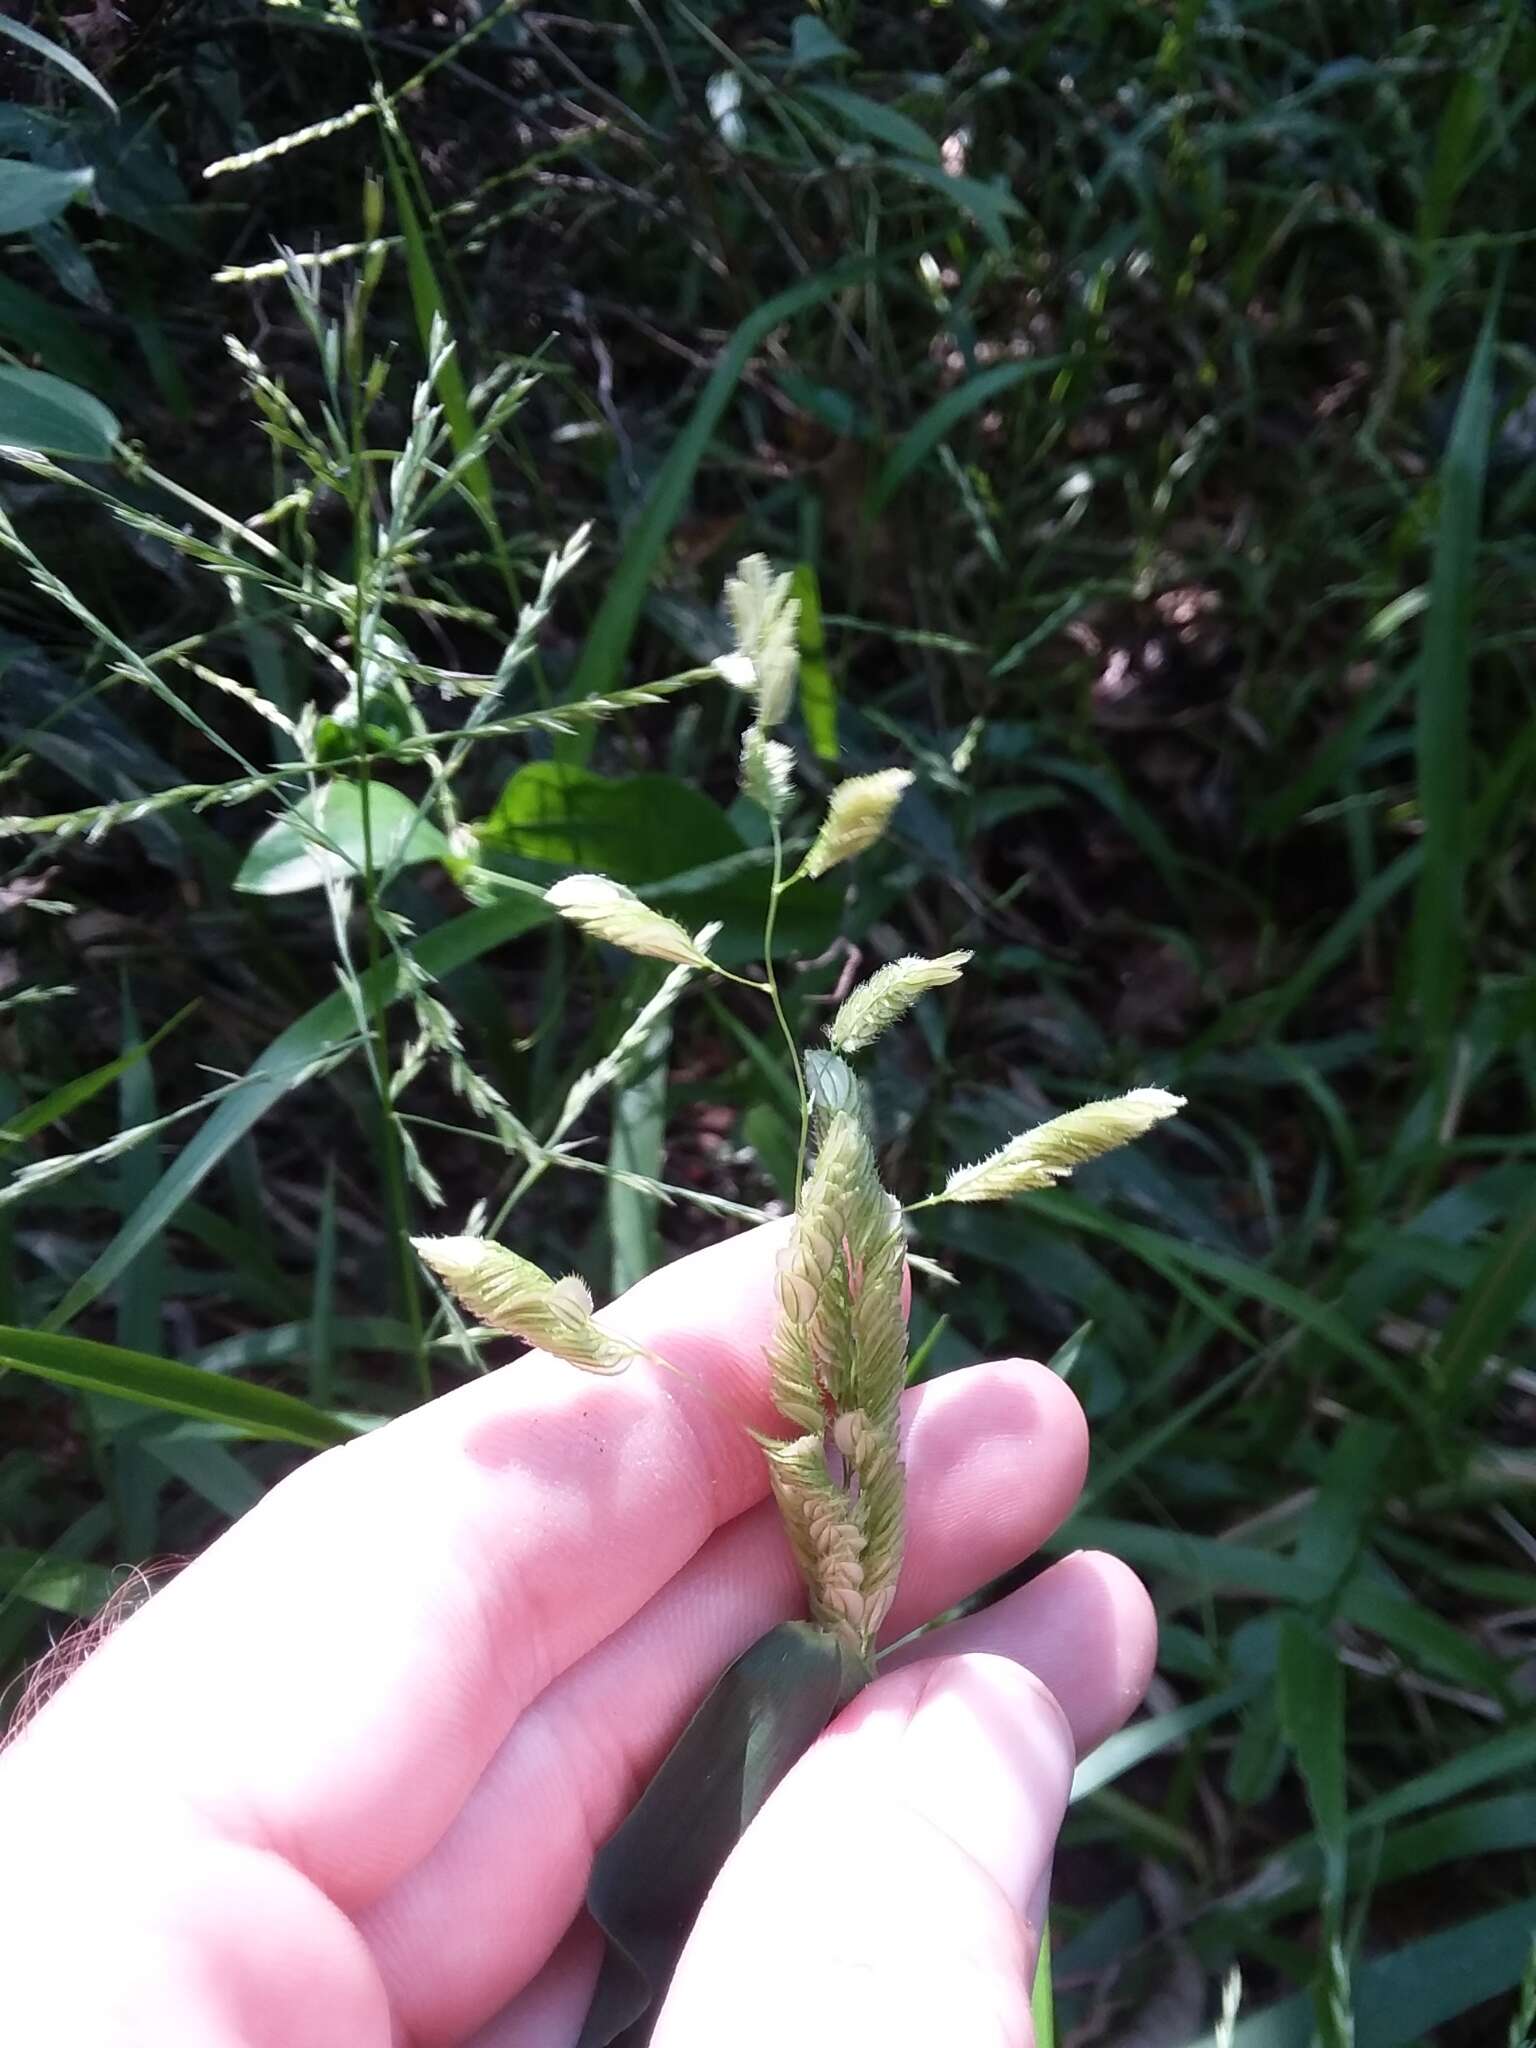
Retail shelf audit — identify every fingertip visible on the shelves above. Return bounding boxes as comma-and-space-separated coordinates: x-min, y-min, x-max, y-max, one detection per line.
654, 1650, 1070, 2048
865, 1652, 1076, 1908
887, 1548, 1159, 1759
1068, 1549, 1159, 1736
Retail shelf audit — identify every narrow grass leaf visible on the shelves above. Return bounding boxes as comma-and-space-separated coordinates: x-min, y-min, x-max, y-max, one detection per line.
800, 83, 940, 161
46, 896, 550, 1332
872, 359, 1063, 509
1433, 1195, 1536, 1426
1029, 1192, 1418, 1417
0, 16, 118, 110
1, 1001, 195, 1146
0, 1326, 352, 1448
563, 254, 884, 721
1071, 1683, 1257, 1802
1277, 1615, 1347, 1853
607, 991, 671, 1294
1412, 291, 1499, 1071
1188, 1899, 1536, 2048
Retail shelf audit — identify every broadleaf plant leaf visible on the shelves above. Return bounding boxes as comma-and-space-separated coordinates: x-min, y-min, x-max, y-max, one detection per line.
235, 781, 451, 895
0, 161, 94, 236
0, 363, 120, 461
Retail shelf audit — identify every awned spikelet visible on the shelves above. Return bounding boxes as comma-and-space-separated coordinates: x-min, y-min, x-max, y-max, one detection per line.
413, 1236, 638, 1373
940, 1087, 1186, 1203
545, 873, 719, 972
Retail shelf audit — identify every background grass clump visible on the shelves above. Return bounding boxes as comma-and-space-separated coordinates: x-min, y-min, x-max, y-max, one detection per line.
3, 2, 1536, 2041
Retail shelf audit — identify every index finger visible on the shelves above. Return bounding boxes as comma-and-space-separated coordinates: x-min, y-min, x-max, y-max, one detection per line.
8, 1226, 795, 1907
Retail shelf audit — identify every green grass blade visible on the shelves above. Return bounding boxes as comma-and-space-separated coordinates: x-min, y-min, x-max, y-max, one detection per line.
1412, 290, 1500, 1075
1, 1000, 196, 1145
1188, 1899, 1536, 2048
563, 254, 886, 720
870, 358, 1065, 510
1277, 1614, 1347, 1863
1031, 1922, 1055, 2048
381, 133, 496, 529
0, 1326, 352, 1448
607, 991, 671, 1294
45, 898, 549, 1333
1028, 1191, 1417, 1415
310, 1157, 340, 1407
1071, 1684, 1256, 1802
0, 15, 117, 112
1433, 1194, 1536, 1426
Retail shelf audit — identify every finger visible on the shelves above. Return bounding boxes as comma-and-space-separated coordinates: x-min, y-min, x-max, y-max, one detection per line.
8, 1226, 803, 1906
361, 1359, 1088, 2045
470, 1549, 1150, 2048
655, 1655, 1073, 2048
462, 1922, 602, 2048
887, 1549, 1158, 1756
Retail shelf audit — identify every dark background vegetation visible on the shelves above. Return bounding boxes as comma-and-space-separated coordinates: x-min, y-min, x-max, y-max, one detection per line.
3, 3, 1536, 2042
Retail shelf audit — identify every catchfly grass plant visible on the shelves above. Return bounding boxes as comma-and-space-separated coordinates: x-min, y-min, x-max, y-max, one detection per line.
414, 555, 1184, 2039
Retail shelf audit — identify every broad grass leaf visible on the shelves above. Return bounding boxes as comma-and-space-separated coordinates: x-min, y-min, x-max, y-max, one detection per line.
1184, 1899, 1536, 2048
579, 1622, 860, 2047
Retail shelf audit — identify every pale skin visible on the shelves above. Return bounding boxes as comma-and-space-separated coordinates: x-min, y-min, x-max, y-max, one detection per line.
0, 1225, 1157, 2047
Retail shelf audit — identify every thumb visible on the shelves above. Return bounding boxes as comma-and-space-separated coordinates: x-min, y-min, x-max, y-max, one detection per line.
652, 1653, 1073, 2048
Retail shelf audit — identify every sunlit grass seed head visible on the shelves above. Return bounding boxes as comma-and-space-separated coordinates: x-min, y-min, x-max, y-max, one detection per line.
413, 1236, 637, 1372
800, 768, 914, 879
545, 873, 720, 971
720, 552, 799, 728
940, 1087, 1186, 1203
739, 724, 795, 819
827, 950, 972, 1055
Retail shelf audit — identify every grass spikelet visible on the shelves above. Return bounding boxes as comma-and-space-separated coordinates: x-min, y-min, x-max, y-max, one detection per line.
739, 724, 795, 818
827, 950, 971, 1055
798, 768, 913, 880
413, 1236, 637, 1372
545, 873, 720, 971
722, 553, 799, 728
939, 1087, 1186, 1204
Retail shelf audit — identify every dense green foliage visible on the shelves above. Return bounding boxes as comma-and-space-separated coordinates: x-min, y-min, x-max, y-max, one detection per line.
3, 2, 1536, 2041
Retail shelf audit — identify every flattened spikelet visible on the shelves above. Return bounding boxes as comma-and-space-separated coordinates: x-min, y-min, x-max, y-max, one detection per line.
800, 768, 913, 879
545, 873, 718, 971
413, 1236, 637, 1373
827, 950, 971, 1055
941, 1087, 1185, 1203
722, 553, 799, 727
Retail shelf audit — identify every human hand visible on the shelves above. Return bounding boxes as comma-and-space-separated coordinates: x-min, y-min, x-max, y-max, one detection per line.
0, 1226, 1155, 2047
